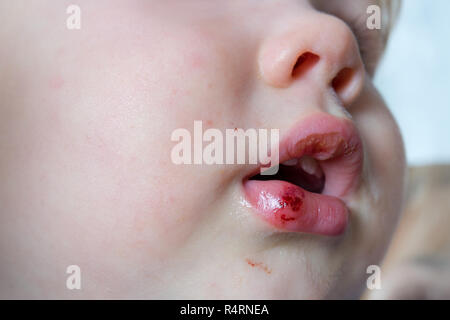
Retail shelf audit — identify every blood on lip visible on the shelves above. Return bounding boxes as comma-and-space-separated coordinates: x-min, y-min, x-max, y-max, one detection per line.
279, 187, 303, 211
280, 215, 296, 221
276, 186, 305, 222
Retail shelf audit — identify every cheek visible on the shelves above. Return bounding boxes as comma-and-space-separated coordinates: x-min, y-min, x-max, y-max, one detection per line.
364, 102, 406, 212
20, 13, 250, 265
323, 85, 407, 297
47, 47, 235, 260
352, 83, 406, 249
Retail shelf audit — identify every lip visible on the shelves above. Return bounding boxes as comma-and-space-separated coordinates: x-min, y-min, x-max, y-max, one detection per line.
242, 113, 363, 236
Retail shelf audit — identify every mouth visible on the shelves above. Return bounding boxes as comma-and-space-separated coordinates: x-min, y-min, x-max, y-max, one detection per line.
242, 113, 363, 236
250, 155, 326, 194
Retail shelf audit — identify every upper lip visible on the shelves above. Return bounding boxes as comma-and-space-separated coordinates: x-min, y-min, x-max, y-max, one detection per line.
244, 112, 364, 199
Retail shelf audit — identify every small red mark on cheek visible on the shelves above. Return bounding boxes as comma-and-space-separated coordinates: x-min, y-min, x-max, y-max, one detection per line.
49, 75, 64, 90
245, 259, 272, 274
188, 51, 206, 69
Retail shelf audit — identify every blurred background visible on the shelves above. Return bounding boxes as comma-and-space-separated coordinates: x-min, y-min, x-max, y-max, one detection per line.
368, 0, 450, 299
375, 0, 450, 166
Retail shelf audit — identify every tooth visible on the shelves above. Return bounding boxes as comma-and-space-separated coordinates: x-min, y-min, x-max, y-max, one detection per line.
282, 159, 299, 166
299, 156, 323, 178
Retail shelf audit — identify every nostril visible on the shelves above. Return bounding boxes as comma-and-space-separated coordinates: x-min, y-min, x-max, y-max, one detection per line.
331, 67, 355, 99
292, 52, 320, 78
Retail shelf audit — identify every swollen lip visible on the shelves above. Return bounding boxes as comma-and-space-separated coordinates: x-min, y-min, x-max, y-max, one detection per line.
243, 113, 363, 236
244, 180, 348, 236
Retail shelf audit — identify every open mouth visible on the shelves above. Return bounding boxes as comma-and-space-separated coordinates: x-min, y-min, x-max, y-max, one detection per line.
242, 113, 363, 236
249, 155, 325, 194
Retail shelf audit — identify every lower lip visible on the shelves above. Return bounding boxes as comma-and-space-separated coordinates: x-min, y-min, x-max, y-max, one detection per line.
243, 180, 349, 236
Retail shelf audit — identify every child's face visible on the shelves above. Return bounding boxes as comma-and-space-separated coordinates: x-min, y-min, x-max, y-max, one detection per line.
1, 0, 405, 298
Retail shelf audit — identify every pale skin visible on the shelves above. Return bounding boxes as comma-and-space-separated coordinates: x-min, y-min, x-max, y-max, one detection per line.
0, 0, 408, 299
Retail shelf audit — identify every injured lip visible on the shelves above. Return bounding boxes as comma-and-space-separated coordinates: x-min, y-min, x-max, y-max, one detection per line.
243, 113, 363, 236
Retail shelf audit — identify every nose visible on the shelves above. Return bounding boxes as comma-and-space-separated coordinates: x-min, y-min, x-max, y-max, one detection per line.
258, 12, 365, 107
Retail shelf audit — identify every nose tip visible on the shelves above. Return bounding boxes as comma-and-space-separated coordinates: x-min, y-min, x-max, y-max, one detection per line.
258, 13, 365, 107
